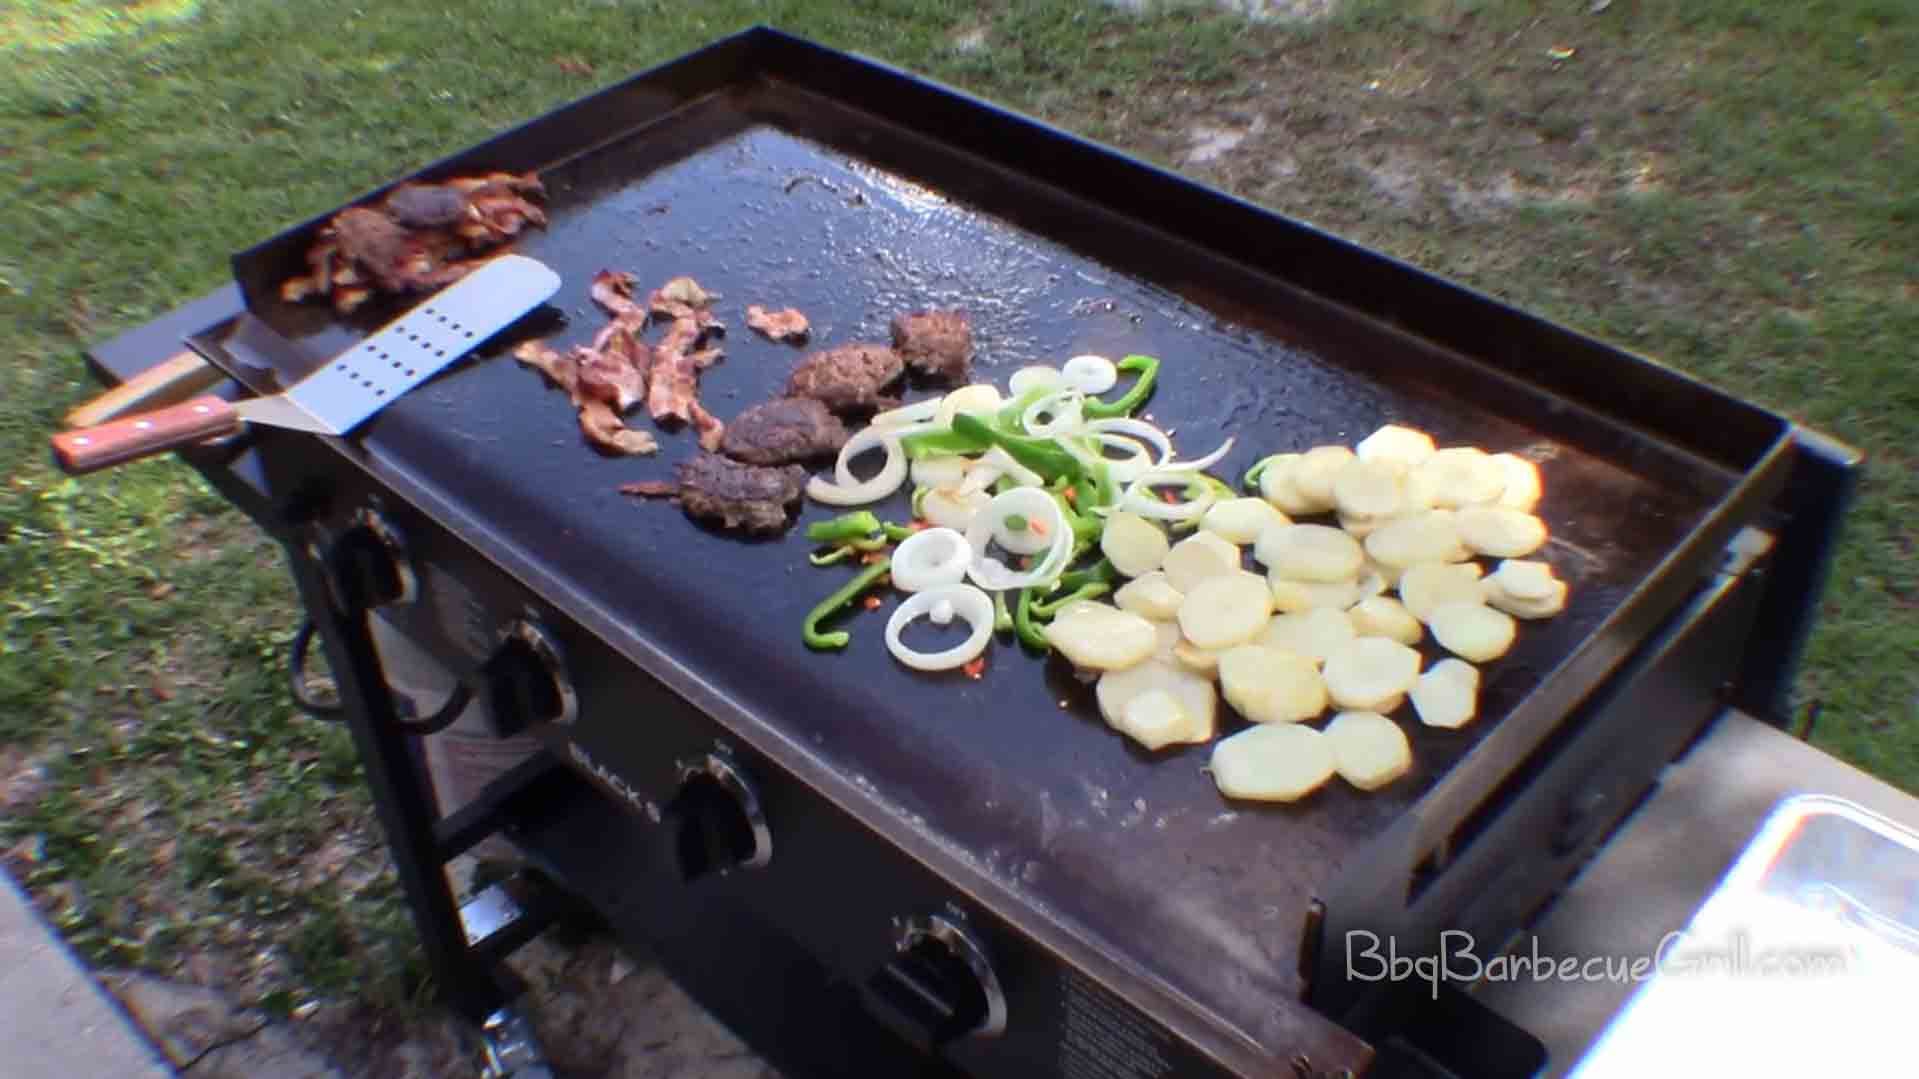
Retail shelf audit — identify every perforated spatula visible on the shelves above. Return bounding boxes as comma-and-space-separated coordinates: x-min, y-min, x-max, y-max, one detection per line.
52, 255, 560, 475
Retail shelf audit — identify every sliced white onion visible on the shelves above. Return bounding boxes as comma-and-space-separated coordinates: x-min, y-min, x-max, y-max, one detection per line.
1008, 365, 1063, 396
891, 527, 973, 592
911, 455, 971, 489
957, 464, 1005, 497
994, 501, 1057, 555
931, 598, 956, 624
1092, 433, 1156, 483
966, 487, 1074, 591
884, 584, 995, 671
1154, 436, 1236, 475
934, 383, 1003, 426
1022, 388, 1085, 437
1084, 418, 1174, 462
810, 420, 942, 506
921, 486, 991, 531
1117, 469, 1219, 523
871, 397, 943, 428
1062, 354, 1118, 394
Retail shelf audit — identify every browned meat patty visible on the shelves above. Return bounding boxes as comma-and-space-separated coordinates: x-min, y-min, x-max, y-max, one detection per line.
890, 310, 973, 383
720, 398, 848, 465
620, 454, 807, 534
784, 345, 903, 413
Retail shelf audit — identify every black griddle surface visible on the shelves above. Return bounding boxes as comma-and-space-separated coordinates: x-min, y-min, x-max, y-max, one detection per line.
244, 84, 1743, 1053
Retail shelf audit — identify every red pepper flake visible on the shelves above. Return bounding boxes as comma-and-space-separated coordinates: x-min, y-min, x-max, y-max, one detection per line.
861, 551, 888, 565
1062, 486, 1078, 504
1160, 489, 1181, 505
962, 656, 987, 679
909, 519, 929, 531
862, 595, 883, 610
1020, 555, 1035, 570
1029, 517, 1050, 537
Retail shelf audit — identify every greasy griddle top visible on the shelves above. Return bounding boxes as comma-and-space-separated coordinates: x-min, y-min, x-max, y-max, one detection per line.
252, 88, 1726, 1051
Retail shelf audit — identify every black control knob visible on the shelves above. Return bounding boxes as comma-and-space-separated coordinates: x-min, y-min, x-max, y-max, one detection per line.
323, 507, 416, 612
862, 915, 1007, 1052
662, 754, 770, 882
480, 620, 576, 737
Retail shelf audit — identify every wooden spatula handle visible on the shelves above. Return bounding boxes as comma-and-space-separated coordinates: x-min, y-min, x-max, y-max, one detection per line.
50, 395, 243, 475
64, 350, 228, 429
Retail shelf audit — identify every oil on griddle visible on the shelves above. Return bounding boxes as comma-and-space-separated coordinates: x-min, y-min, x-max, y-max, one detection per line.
273, 105, 1725, 1049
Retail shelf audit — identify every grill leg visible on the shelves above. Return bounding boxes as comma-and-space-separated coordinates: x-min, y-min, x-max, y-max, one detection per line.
480, 1006, 554, 1079
285, 542, 517, 1024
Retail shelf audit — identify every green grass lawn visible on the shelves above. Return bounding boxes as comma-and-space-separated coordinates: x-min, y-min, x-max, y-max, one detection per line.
2, 0, 1913, 1013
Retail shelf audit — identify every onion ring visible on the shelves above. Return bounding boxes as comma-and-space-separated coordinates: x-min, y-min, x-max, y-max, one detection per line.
1084, 417, 1174, 463
885, 584, 995, 671
1062, 354, 1118, 394
966, 487, 1074, 591
809, 420, 942, 506
1008, 365, 1063, 396
911, 455, 971, 489
1153, 436, 1236, 475
871, 397, 944, 428
891, 527, 973, 592
921, 486, 991, 531
1117, 468, 1219, 522
934, 383, 1004, 426
1021, 388, 1084, 437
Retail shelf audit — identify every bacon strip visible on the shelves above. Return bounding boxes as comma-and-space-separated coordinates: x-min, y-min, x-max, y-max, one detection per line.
745, 304, 810, 343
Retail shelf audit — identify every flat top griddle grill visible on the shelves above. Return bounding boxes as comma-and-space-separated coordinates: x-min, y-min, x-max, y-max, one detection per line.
223, 33, 1791, 1062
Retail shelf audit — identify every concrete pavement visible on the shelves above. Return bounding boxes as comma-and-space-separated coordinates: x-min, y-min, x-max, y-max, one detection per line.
0, 868, 173, 1079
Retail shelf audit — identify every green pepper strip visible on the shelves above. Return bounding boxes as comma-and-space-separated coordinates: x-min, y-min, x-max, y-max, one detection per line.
806, 511, 883, 545
1013, 587, 1051, 652
902, 430, 988, 459
1030, 582, 1112, 618
994, 385, 1058, 434
1082, 354, 1160, 419
1168, 476, 1227, 534
808, 546, 857, 566
802, 558, 892, 651
1058, 559, 1117, 592
881, 521, 917, 542
992, 589, 1014, 635
1243, 453, 1288, 492
952, 413, 1085, 485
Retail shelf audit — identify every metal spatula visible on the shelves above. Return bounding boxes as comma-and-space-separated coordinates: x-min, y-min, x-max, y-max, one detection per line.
52, 255, 560, 475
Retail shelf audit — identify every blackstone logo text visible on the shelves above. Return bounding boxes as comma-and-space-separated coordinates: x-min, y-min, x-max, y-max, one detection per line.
1346, 929, 1851, 999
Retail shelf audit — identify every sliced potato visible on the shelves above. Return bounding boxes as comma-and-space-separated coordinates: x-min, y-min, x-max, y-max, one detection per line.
1258, 607, 1357, 665
1218, 646, 1326, 724
1115, 571, 1185, 621
1152, 617, 1184, 658
1257, 453, 1326, 516
1492, 453, 1543, 512
1397, 561, 1486, 622
1483, 570, 1569, 620
1117, 690, 1192, 751
1415, 447, 1507, 508
1178, 570, 1275, 650
1349, 595, 1423, 646
1322, 636, 1422, 712
1042, 603, 1160, 671
1325, 711, 1414, 790
1102, 511, 1171, 578
1455, 506, 1548, 559
1293, 445, 1357, 506
1411, 658, 1480, 729
1269, 574, 1361, 614
1254, 523, 1364, 582
1364, 510, 1468, 569
1051, 598, 1113, 623
1202, 497, 1290, 544
1487, 559, 1558, 600
1398, 465, 1442, 514
1356, 424, 1437, 470
1366, 557, 1405, 589
1427, 602, 1517, 663
1218, 645, 1327, 724
1332, 459, 1404, 520
1354, 568, 1390, 604
1097, 659, 1218, 744
1172, 639, 1225, 678
1209, 724, 1336, 802
933, 383, 1004, 426
1337, 513, 1388, 539
1162, 531, 1243, 593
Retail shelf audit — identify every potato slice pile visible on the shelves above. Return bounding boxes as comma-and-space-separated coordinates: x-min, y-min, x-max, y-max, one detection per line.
1058, 423, 1569, 806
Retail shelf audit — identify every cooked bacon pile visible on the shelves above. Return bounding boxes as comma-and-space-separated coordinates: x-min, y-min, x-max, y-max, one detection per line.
514, 270, 729, 456
280, 171, 547, 313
